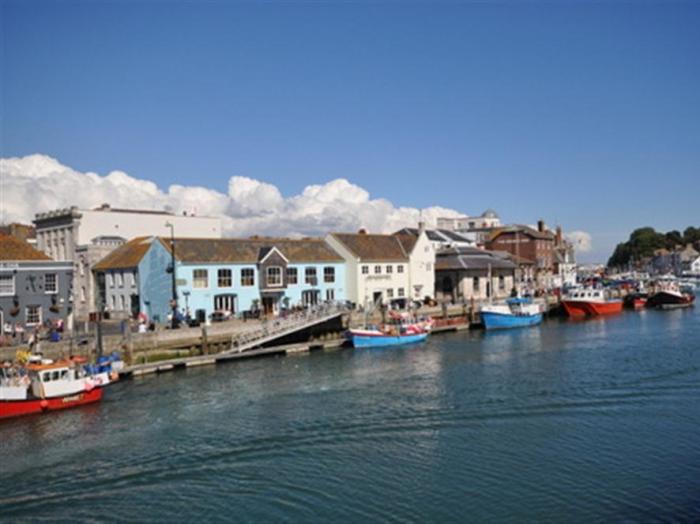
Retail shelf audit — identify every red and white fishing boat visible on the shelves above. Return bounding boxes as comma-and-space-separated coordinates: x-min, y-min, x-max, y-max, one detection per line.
561, 288, 623, 317
0, 359, 103, 420
646, 281, 696, 310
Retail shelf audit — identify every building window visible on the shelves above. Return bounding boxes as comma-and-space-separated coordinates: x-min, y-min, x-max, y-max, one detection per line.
120, 295, 126, 310
323, 267, 335, 283
305, 267, 317, 285
386, 265, 393, 274
26, 305, 41, 326
499, 276, 505, 291
361, 265, 369, 274
326, 289, 335, 301
287, 267, 298, 285
267, 267, 282, 287
107, 273, 113, 287
193, 269, 208, 288
111, 295, 117, 309
45, 273, 58, 294
241, 268, 255, 287
387, 288, 394, 298
374, 265, 381, 274
81, 286, 86, 303
473, 277, 479, 292
116, 272, 124, 287
398, 287, 405, 297
218, 269, 232, 288
0, 274, 14, 295
397, 265, 404, 273
426, 262, 432, 271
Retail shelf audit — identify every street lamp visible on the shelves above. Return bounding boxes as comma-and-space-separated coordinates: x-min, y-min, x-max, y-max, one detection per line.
165, 221, 178, 329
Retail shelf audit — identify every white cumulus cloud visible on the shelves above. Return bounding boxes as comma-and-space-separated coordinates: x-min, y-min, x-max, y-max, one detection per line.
0, 154, 466, 238
565, 230, 593, 253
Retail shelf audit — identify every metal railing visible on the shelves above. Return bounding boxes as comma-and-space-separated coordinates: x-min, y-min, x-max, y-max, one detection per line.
228, 302, 348, 353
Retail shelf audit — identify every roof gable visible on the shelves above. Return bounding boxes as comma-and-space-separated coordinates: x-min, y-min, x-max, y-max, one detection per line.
331, 233, 409, 262
93, 237, 153, 270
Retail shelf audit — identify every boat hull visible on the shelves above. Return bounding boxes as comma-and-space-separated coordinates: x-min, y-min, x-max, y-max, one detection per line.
350, 332, 428, 348
647, 291, 695, 309
562, 300, 623, 317
481, 311, 543, 330
0, 388, 103, 420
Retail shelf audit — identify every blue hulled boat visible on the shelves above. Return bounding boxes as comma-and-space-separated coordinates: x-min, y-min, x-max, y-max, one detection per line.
480, 298, 543, 330
348, 329, 429, 348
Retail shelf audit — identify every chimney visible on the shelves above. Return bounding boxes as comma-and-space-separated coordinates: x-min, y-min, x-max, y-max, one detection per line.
537, 219, 545, 233
556, 226, 563, 245
418, 220, 426, 235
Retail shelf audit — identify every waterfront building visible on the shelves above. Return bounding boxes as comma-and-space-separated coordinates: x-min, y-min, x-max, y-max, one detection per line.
393, 226, 475, 251
92, 237, 155, 319
485, 221, 556, 289
326, 228, 434, 308
0, 234, 73, 330
434, 246, 517, 303
33, 204, 222, 322
93, 236, 346, 323
436, 210, 502, 245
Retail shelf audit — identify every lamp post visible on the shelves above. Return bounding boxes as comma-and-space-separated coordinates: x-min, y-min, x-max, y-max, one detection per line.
165, 221, 178, 329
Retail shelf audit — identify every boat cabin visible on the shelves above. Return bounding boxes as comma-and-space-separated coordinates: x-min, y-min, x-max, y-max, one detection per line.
26, 362, 89, 399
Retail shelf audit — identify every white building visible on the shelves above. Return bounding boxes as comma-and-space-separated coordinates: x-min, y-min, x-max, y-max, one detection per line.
34, 204, 222, 321
437, 209, 502, 245
326, 227, 435, 308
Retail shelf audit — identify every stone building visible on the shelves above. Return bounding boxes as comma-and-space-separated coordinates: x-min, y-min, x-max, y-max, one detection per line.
0, 234, 73, 330
33, 204, 222, 322
434, 246, 517, 303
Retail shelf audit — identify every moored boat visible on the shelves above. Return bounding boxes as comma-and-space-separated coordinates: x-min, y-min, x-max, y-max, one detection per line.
347, 312, 431, 348
1, 359, 103, 420
624, 292, 648, 310
480, 297, 543, 330
561, 288, 623, 317
646, 281, 695, 310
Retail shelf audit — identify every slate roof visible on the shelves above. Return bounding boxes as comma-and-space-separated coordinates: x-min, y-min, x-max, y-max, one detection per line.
330, 233, 409, 262
0, 234, 51, 261
488, 225, 554, 242
93, 237, 154, 270
393, 227, 473, 244
162, 237, 343, 264
435, 246, 517, 271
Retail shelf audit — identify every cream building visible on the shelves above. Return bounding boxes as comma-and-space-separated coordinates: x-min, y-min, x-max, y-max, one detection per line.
34, 204, 222, 321
326, 227, 435, 308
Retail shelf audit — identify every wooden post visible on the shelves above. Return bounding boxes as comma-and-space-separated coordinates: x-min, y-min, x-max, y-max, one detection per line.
201, 325, 209, 355
125, 320, 134, 365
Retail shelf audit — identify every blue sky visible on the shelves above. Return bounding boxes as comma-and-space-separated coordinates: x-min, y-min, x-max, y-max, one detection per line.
2, 0, 699, 261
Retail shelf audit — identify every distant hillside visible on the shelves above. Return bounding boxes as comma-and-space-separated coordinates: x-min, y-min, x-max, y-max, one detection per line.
607, 227, 700, 268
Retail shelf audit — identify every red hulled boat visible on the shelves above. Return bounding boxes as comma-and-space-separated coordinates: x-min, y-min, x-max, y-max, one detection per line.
561, 288, 624, 317
1, 360, 103, 420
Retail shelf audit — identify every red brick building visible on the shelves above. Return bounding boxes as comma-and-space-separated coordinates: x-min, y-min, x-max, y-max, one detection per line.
485, 220, 556, 288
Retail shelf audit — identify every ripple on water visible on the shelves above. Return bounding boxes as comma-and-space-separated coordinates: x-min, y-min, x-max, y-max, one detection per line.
2, 309, 700, 521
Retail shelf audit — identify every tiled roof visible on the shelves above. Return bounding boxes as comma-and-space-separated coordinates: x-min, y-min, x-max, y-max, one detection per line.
162, 237, 343, 264
331, 233, 409, 262
394, 233, 418, 254
93, 237, 154, 270
0, 234, 51, 261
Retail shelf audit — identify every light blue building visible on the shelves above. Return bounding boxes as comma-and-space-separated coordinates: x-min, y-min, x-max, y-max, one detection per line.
96, 236, 347, 323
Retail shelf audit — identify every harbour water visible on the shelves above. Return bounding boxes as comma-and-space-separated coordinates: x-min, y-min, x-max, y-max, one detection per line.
2, 307, 699, 521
